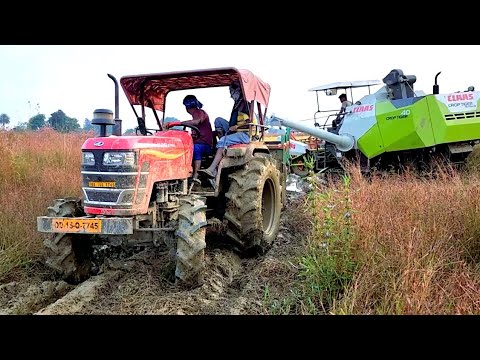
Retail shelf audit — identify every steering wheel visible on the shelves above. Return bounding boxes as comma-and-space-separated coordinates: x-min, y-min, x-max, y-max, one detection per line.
178, 124, 201, 140
136, 128, 155, 136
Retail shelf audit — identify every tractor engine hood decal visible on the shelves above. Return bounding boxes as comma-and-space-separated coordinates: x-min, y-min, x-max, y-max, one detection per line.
140, 148, 186, 160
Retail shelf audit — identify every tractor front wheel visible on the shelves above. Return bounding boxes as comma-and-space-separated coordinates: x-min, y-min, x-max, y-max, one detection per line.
175, 195, 207, 288
43, 198, 93, 284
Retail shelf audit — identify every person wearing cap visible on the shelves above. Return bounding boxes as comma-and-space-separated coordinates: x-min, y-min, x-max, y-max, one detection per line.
214, 117, 230, 140
332, 93, 352, 128
200, 81, 254, 178
213, 116, 230, 149
165, 95, 213, 183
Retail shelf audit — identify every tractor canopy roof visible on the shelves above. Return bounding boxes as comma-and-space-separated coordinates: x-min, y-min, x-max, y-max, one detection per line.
120, 67, 271, 112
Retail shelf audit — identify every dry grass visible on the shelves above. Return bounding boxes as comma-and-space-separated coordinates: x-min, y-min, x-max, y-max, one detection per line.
0, 129, 91, 281
296, 162, 480, 314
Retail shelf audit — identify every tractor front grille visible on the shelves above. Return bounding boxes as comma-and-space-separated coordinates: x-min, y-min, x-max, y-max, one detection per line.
84, 190, 121, 203
81, 150, 144, 209
82, 187, 137, 208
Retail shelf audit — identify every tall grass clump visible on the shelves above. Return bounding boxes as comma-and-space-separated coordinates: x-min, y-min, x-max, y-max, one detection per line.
291, 173, 359, 314
0, 128, 91, 281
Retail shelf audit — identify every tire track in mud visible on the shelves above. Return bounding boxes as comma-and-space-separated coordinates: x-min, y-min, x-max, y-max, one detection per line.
198, 228, 300, 315
78, 248, 245, 315
0, 249, 246, 315
35, 270, 125, 315
0, 270, 127, 315
0, 280, 74, 315
152, 249, 245, 315
0, 236, 298, 315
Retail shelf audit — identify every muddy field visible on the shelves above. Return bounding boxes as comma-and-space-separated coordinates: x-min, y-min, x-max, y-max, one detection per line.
0, 180, 310, 315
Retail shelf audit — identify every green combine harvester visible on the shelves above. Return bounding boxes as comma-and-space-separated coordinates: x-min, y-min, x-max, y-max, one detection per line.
273, 69, 480, 174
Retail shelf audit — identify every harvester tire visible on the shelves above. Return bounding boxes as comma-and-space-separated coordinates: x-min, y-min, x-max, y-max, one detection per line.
225, 154, 282, 255
175, 195, 207, 289
291, 155, 310, 177
43, 198, 93, 284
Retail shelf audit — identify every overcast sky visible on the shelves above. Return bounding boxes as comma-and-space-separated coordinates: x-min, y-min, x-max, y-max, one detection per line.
1, 45, 478, 130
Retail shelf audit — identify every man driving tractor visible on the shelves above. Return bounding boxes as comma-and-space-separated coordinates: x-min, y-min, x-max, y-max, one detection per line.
165, 95, 214, 183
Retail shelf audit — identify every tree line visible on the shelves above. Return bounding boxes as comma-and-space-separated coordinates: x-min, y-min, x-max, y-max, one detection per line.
0, 111, 180, 135
0, 110, 86, 133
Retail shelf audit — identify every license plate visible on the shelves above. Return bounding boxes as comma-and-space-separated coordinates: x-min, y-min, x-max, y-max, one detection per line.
51, 218, 102, 233
88, 181, 115, 188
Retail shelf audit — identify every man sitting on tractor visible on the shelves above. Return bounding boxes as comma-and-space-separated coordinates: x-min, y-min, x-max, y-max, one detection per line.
214, 117, 230, 140
165, 95, 214, 184
200, 82, 254, 178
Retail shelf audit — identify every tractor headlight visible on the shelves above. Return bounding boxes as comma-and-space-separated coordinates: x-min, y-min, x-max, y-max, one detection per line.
103, 151, 136, 166
82, 152, 95, 166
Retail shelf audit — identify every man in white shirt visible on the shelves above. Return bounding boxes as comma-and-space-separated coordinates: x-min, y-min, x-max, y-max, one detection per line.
333, 93, 352, 128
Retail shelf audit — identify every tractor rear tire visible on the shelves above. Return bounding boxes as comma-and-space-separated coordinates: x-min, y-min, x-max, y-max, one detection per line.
225, 154, 282, 255
175, 195, 207, 289
43, 198, 93, 284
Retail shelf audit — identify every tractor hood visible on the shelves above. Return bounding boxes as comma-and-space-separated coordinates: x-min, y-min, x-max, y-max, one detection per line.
119, 67, 271, 112
82, 131, 193, 153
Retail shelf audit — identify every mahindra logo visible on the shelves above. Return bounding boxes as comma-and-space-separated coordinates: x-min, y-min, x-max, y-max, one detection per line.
94, 141, 104, 147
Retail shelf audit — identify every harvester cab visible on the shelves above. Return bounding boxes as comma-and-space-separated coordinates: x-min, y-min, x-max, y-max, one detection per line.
310, 79, 382, 131
275, 68, 480, 176
278, 79, 382, 176
37, 67, 288, 289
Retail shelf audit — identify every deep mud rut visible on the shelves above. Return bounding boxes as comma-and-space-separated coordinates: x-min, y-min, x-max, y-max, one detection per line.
0, 182, 310, 315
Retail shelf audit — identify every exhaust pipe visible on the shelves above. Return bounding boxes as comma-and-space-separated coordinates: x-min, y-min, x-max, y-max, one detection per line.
433, 71, 441, 95
271, 115, 355, 152
107, 74, 122, 136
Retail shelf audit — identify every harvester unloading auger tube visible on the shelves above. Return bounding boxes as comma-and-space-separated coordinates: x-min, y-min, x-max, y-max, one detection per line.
271, 116, 355, 152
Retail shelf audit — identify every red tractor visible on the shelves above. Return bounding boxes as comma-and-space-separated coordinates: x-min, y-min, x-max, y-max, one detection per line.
37, 67, 288, 288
